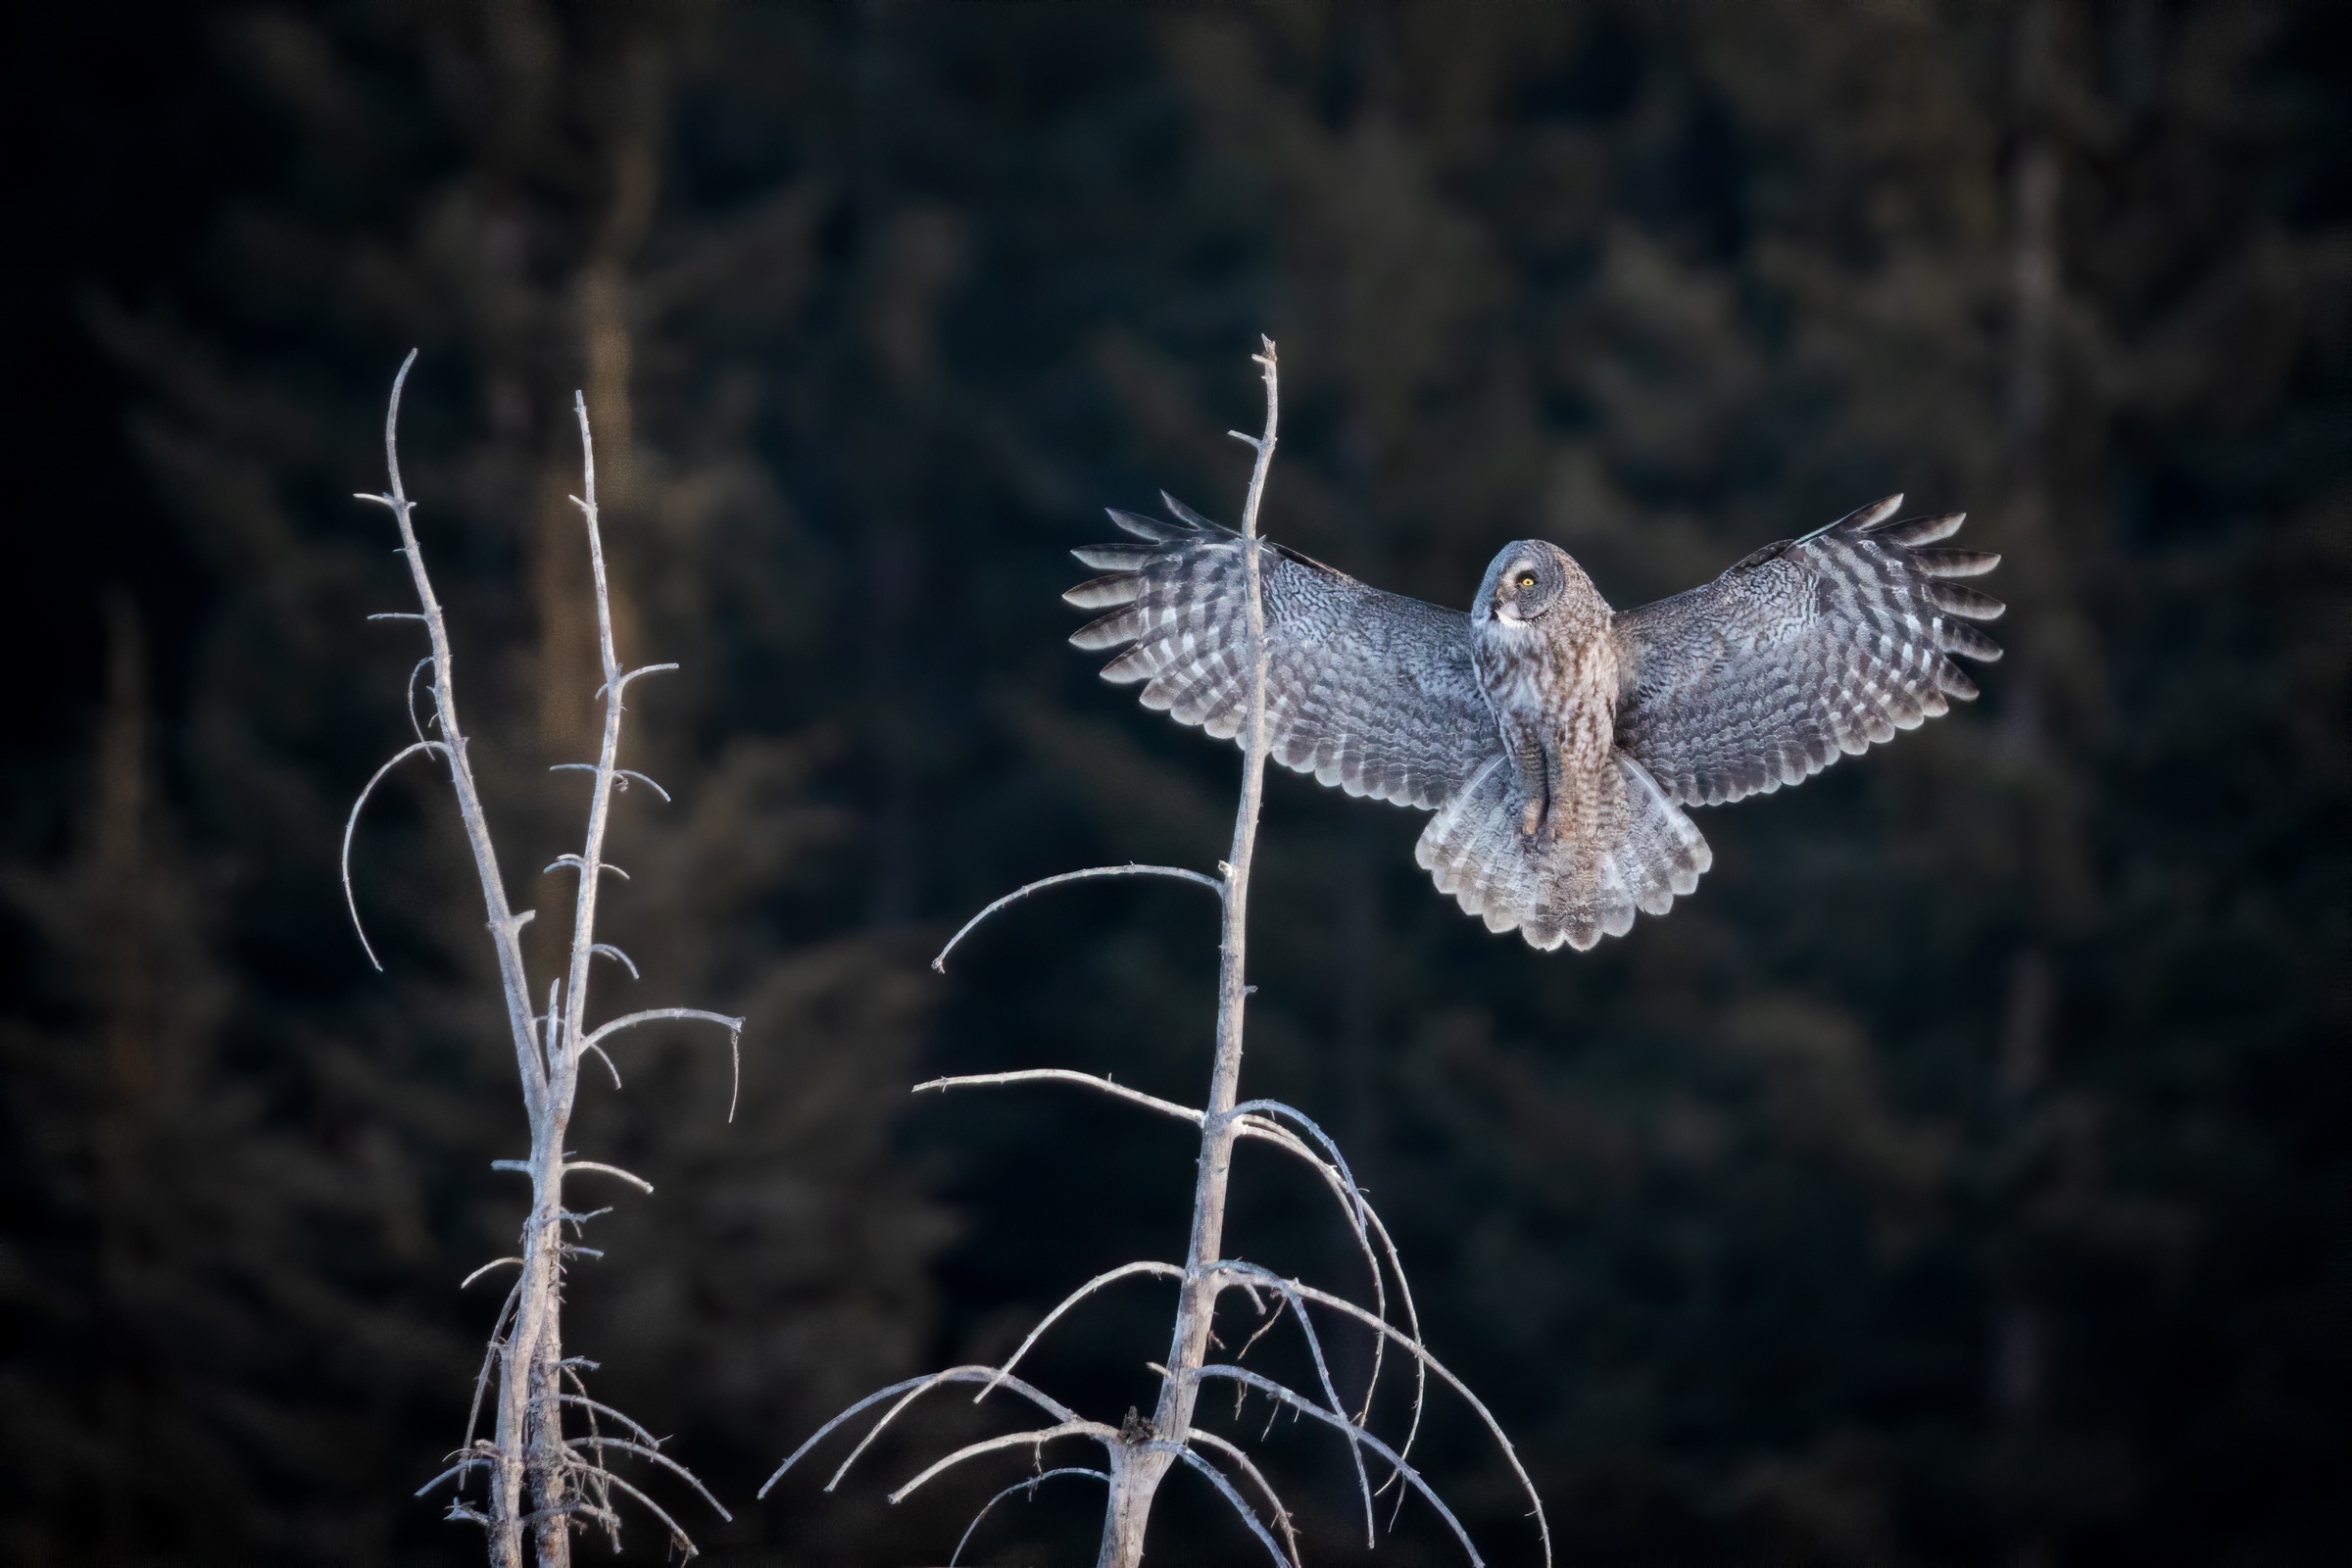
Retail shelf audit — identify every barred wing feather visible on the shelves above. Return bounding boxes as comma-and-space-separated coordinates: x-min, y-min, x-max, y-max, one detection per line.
1066, 496, 1500, 810
1611, 495, 2004, 808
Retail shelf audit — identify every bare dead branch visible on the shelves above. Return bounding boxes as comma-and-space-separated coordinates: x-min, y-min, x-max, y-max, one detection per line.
976, 1261, 1185, 1404
566, 1437, 732, 1520
888, 1423, 1122, 1505
1186, 1430, 1300, 1568
558, 1393, 663, 1451
761, 1367, 1083, 1498
580, 1006, 746, 1053
1199, 1264, 1376, 1545
830, 1365, 1087, 1494
465, 1276, 525, 1452
416, 1448, 496, 1498
1089, 336, 1286, 1568
580, 1042, 623, 1091
950, 1467, 1111, 1566
341, 739, 449, 971
405, 655, 435, 740
581, 1007, 745, 1121
1194, 1363, 1483, 1566
615, 768, 670, 801
1230, 1114, 1423, 1442
914, 1067, 1202, 1126
588, 942, 639, 980
575, 1467, 698, 1560
357, 359, 731, 1561
461, 1257, 524, 1291
1170, 1443, 1295, 1567
1216, 1263, 1550, 1567
357, 349, 545, 1126
932, 862, 1224, 973
563, 1161, 654, 1195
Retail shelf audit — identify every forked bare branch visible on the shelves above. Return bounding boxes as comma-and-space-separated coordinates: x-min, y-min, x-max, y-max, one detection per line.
352, 356, 732, 1564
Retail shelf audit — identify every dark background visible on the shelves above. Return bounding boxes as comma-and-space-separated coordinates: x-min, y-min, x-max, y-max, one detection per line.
1, 3, 2344, 1564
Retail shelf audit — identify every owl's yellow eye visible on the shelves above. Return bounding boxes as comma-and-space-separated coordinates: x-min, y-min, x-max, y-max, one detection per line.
1516, 572, 1537, 589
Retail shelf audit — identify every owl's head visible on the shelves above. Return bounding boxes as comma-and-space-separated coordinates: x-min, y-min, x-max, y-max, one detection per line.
1475, 540, 1603, 630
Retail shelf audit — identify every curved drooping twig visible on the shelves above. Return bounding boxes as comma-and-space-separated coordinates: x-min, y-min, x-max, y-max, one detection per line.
760, 1365, 1084, 1498
1193, 1363, 1485, 1567
340, 738, 448, 971
931, 862, 1224, 972
1215, 1262, 1551, 1568
975, 1261, 1185, 1404
950, 1468, 1111, 1566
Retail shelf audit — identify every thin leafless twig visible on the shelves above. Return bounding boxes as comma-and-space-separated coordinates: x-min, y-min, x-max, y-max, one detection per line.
914, 1067, 1204, 1126
932, 862, 1224, 972
951, 1468, 1112, 1566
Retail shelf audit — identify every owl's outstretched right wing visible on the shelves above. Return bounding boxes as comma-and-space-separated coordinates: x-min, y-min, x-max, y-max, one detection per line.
1611, 495, 2003, 808
1066, 496, 1500, 810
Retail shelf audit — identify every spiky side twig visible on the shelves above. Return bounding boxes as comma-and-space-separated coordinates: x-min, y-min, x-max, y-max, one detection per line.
347, 355, 737, 1566
772, 341, 1547, 1565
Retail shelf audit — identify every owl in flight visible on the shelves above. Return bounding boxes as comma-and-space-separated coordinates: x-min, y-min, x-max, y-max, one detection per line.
1065, 494, 2002, 951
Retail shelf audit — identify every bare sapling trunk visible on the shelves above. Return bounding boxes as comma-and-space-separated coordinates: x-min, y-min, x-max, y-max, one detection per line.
768, 340, 1551, 1568
345, 353, 739, 1564
1092, 336, 1281, 1567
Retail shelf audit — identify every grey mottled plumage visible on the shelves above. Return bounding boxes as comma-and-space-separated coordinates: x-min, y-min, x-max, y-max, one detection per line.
1066, 493, 2002, 951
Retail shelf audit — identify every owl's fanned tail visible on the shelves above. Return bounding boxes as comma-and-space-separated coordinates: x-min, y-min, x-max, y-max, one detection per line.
1415, 752, 1712, 952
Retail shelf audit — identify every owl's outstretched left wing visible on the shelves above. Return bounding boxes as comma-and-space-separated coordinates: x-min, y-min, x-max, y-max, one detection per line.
1611, 496, 2003, 808
1066, 496, 1500, 810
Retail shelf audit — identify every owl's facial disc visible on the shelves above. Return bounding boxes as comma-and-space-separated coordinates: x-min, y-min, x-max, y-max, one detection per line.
1485, 548, 1561, 625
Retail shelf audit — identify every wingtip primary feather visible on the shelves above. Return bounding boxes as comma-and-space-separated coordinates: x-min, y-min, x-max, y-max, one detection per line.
1803, 494, 1904, 540
1159, 491, 1220, 532
1106, 507, 1185, 544
1926, 581, 2006, 621
1912, 547, 2001, 578
1070, 542, 1153, 570
1878, 511, 1968, 547
1062, 573, 1142, 611
1070, 609, 1146, 651
1936, 620, 2004, 662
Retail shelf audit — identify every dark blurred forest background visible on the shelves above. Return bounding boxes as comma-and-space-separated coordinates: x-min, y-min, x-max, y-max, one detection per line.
1, 2, 2344, 1564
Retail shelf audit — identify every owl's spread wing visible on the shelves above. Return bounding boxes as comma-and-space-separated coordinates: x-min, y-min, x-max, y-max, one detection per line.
1065, 496, 1500, 810
1611, 495, 2003, 808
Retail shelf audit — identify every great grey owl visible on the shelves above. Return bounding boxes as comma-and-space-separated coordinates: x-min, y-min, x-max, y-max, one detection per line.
1064, 493, 2003, 951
